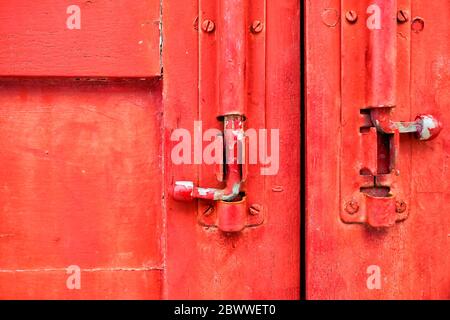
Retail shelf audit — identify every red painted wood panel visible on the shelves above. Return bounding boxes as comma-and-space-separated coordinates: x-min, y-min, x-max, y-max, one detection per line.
306, 0, 450, 299
0, 79, 164, 299
162, 0, 200, 300
163, 0, 300, 299
0, 270, 162, 300
409, 0, 450, 298
0, 0, 161, 77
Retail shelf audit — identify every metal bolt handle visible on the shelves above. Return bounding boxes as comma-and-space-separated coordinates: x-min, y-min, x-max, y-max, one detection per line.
393, 114, 442, 141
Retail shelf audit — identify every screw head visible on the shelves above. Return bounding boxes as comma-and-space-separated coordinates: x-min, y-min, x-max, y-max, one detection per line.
345, 10, 358, 23
397, 10, 409, 23
412, 17, 425, 33
396, 200, 407, 213
345, 201, 359, 214
251, 20, 263, 33
249, 204, 262, 215
201, 19, 215, 33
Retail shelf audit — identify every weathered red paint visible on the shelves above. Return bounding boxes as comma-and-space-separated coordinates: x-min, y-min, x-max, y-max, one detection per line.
164, 0, 300, 299
366, 0, 397, 108
307, 0, 449, 299
216, 198, 247, 233
0, 0, 300, 299
0, 78, 164, 299
0, 0, 161, 77
218, 0, 247, 117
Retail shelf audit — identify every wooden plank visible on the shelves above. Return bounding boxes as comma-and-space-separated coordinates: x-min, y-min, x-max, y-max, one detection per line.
0, 269, 162, 299
161, 0, 199, 299
410, 0, 450, 299
163, 0, 300, 299
0, 0, 161, 77
305, 0, 343, 299
0, 78, 164, 298
307, 0, 449, 299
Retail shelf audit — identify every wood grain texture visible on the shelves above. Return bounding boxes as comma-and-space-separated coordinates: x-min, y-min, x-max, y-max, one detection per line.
409, 0, 450, 299
0, 269, 162, 300
163, 0, 300, 299
306, 0, 450, 299
0, 0, 161, 77
0, 79, 164, 299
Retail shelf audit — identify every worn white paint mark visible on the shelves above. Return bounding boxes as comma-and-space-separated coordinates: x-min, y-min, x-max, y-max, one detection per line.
197, 188, 216, 196
175, 181, 194, 188
418, 115, 438, 140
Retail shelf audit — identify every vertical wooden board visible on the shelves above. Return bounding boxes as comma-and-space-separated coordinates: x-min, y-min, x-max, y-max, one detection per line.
0, 79, 164, 299
307, 0, 449, 299
264, 0, 300, 298
410, 0, 450, 299
305, 0, 343, 299
0, 0, 161, 77
162, 0, 200, 299
163, 0, 300, 299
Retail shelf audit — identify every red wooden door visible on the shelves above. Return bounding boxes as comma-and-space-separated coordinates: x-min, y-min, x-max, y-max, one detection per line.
306, 0, 450, 299
0, 0, 163, 299
0, 0, 300, 299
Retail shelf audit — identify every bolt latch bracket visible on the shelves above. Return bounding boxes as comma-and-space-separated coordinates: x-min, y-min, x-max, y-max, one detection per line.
340, 0, 442, 228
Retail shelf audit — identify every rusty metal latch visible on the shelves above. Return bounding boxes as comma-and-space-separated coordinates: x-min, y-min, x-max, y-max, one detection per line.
171, 0, 263, 233
340, 0, 442, 228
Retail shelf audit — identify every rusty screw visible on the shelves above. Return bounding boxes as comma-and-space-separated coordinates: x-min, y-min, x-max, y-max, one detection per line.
201, 19, 215, 33
396, 200, 407, 213
345, 201, 359, 214
251, 20, 263, 34
411, 17, 425, 33
345, 10, 358, 23
249, 203, 262, 215
397, 10, 409, 23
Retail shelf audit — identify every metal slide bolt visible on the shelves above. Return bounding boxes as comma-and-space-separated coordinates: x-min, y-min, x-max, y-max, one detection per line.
393, 114, 442, 141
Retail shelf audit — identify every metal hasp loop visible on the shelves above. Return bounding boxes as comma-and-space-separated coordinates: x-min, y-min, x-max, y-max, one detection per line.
341, 0, 442, 228
172, 0, 252, 233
